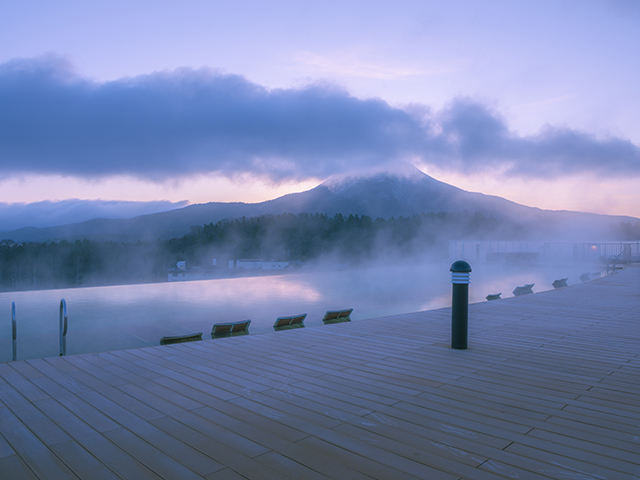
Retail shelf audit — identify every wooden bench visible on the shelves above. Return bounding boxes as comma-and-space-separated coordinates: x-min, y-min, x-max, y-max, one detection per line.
512, 284, 534, 296
322, 308, 353, 324
159, 332, 203, 345
485, 293, 501, 301
273, 313, 307, 331
552, 278, 568, 289
211, 320, 251, 339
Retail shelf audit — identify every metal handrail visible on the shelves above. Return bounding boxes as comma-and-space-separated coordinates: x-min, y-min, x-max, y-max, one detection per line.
59, 299, 68, 356
11, 301, 16, 361
607, 251, 626, 274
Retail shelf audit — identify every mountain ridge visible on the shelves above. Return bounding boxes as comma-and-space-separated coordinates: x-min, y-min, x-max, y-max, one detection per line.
1, 167, 637, 242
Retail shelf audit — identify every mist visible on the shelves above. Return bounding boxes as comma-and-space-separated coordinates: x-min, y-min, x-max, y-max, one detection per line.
0, 198, 188, 231
2, 209, 637, 293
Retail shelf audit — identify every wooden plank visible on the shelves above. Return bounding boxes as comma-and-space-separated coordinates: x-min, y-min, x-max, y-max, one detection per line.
63, 355, 128, 387
0, 405, 78, 479
525, 427, 640, 464
332, 423, 536, 480
150, 374, 239, 404
0, 454, 40, 480
149, 417, 289, 480
50, 440, 121, 480
6, 360, 45, 380
72, 391, 222, 476
560, 403, 640, 428
261, 382, 374, 418
434, 381, 570, 411
544, 414, 640, 444
162, 347, 281, 391
392, 400, 534, 438
286, 376, 399, 409
231, 389, 344, 429
415, 385, 553, 422
26, 358, 92, 395
0, 409, 17, 459
53, 394, 121, 434
359, 408, 511, 451
102, 428, 205, 480
31, 375, 82, 400
295, 436, 424, 480
191, 404, 308, 445
137, 358, 242, 401
205, 468, 249, 480
184, 402, 364, 480
230, 396, 461, 480
568, 395, 640, 418
155, 408, 272, 458
505, 442, 640, 480
32, 397, 163, 480
98, 351, 163, 380
76, 379, 165, 422
254, 451, 333, 480
116, 380, 204, 415
158, 353, 271, 396
0, 383, 72, 447
0, 363, 50, 402
228, 395, 337, 437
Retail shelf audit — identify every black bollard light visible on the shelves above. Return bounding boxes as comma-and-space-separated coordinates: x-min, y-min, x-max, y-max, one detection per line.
450, 260, 471, 350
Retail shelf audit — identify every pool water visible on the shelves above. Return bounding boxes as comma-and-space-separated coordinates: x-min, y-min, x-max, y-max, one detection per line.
1, 262, 597, 361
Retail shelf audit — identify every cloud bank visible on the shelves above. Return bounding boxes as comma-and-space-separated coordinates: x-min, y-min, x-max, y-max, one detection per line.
0, 199, 187, 232
1, 55, 639, 181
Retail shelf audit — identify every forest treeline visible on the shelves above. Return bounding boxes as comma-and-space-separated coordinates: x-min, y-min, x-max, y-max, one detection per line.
1, 212, 639, 291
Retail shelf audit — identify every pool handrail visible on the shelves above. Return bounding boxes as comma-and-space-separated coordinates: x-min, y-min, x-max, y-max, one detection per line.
59, 299, 68, 356
12, 301, 16, 361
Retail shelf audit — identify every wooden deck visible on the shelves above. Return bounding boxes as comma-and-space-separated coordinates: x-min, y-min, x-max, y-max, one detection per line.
1, 266, 638, 480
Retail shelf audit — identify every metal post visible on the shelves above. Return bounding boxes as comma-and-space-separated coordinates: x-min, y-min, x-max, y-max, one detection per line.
11, 302, 17, 361
59, 299, 68, 356
450, 260, 471, 350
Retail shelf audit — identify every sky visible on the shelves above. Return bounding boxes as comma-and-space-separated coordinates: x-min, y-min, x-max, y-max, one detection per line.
0, 0, 639, 230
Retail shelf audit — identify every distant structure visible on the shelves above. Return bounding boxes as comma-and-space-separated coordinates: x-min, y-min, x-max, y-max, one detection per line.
449, 241, 640, 264
228, 259, 290, 270
169, 258, 293, 282
168, 259, 218, 282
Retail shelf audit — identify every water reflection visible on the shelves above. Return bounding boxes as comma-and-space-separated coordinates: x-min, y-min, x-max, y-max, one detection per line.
0, 262, 596, 361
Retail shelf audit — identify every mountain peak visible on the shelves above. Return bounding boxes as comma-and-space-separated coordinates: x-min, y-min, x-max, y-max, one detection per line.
322, 162, 427, 192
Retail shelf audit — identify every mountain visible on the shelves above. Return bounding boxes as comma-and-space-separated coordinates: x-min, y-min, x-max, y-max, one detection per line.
1, 165, 637, 242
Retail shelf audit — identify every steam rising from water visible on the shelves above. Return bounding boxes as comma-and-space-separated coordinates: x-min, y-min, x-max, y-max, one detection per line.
0, 261, 598, 362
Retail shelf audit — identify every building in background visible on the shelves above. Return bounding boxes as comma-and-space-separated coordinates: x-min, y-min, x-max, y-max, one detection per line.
228, 259, 290, 270
168, 259, 218, 282
449, 241, 640, 264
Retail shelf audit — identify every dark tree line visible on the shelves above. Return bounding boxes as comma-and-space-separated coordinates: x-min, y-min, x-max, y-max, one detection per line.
163, 212, 510, 267
0, 239, 167, 290
1, 212, 638, 291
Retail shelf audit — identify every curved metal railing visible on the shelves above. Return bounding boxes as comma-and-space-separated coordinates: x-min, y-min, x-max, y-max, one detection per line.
11, 301, 17, 361
607, 251, 626, 274
9, 300, 69, 360
59, 299, 68, 356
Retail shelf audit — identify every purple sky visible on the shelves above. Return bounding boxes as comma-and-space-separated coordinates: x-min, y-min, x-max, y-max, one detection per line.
0, 0, 639, 228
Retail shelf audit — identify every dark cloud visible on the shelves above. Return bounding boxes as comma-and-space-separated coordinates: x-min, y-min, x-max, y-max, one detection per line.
0, 199, 187, 231
1, 55, 639, 181
0, 55, 423, 181
434, 97, 640, 177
